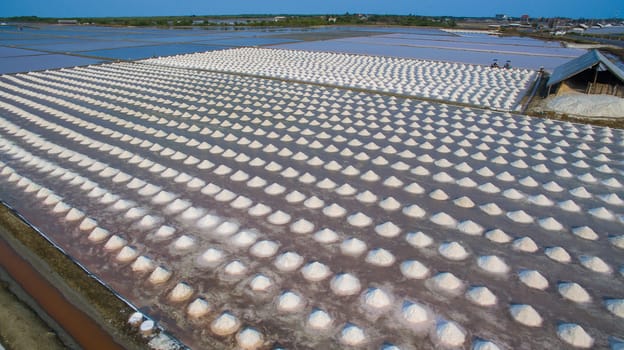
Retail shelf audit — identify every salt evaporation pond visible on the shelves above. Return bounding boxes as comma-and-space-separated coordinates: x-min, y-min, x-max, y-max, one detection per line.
0, 50, 623, 349
145, 47, 537, 111
272, 31, 585, 71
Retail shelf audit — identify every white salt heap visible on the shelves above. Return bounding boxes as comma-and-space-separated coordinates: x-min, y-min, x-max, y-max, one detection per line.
197, 248, 225, 265
538, 217, 564, 231
248, 203, 271, 217
557, 323, 594, 348
509, 304, 542, 327
274, 252, 304, 271
169, 282, 193, 302
131, 256, 154, 273
153, 225, 175, 239
572, 226, 599, 241
477, 255, 509, 274
605, 299, 624, 318
400, 260, 430, 279
430, 212, 457, 227
545, 93, 624, 118
187, 298, 210, 318
431, 272, 463, 292
330, 273, 361, 295
230, 230, 258, 248
429, 189, 449, 200
433, 320, 466, 347
379, 197, 401, 210
116, 246, 138, 262
363, 288, 392, 310
211, 312, 241, 336
438, 241, 469, 260
579, 255, 611, 273
250, 274, 272, 291
519, 270, 549, 290
365, 248, 396, 267
314, 228, 339, 244
402, 204, 426, 218
267, 210, 291, 225
104, 235, 126, 251
466, 286, 497, 306
250, 240, 279, 258
196, 214, 221, 229
512, 237, 539, 253
322, 203, 347, 217
340, 237, 367, 256
356, 190, 378, 204
173, 235, 195, 250
301, 261, 331, 281
485, 229, 512, 243
307, 309, 332, 330
303, 196, 324, 209
340, 324, 366, 346
454, 196, 475, 208
545, 246, 572, 263
406, 231, 433, 248
236, 328, 264, 350
401, 301, 430, 324
277, 291, 304, 312
149, 266, 172, 284
224, 260, 247, 275
558, 282, 591, 303
375, 222, 401, 237
457, 220, 484, 235
506, 210, 534, 224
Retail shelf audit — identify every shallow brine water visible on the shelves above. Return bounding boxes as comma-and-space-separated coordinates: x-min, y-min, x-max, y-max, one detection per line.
0, 53, 622, 350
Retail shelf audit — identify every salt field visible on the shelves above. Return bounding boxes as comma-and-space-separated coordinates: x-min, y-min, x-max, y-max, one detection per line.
0, 43, 623, 348
273, 31, 585, 71
1, 25, 583, 74
145, 47, 537, 111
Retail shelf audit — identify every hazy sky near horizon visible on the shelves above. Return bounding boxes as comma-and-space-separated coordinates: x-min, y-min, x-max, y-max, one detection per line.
1, 0, 621, 19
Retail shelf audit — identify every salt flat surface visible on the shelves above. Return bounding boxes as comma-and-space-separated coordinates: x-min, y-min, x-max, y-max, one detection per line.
144, 47, 537, 111
0, 57, 623, 349
272, 32, 584, 71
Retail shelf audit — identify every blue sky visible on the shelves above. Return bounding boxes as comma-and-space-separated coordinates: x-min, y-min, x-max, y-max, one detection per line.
1, 0, 621, 19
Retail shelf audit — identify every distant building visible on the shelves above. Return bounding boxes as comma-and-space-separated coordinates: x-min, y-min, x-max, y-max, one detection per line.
547, 49, 624, 97
273, 16, 286, 22
192, 20, 205, 25
520, 15, 530, 25
495, 14, 508, 20
57, 19, 78, 25
328, 17, 337, 23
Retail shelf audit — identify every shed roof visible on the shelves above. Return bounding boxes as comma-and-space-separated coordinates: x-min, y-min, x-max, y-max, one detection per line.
547, 49, 624, 87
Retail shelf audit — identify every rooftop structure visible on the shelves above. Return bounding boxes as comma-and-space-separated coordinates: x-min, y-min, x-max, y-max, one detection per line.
547, 49, 624, 97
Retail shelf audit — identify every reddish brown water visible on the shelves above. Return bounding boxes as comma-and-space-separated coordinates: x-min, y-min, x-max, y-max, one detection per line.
0, 237, 124, 350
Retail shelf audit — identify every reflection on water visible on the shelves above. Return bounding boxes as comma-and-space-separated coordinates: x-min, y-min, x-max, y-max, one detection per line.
83, 44, 232, 60
0, 24, 586, 73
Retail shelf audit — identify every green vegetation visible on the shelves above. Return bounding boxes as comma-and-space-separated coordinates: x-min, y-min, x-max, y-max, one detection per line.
1, 14, 456, 28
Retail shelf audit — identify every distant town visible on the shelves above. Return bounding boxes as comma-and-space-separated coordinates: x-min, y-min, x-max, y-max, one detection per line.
1, 14, 623, 35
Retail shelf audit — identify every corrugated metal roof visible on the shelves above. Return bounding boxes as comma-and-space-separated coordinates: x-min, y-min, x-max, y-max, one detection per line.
547, 49, 624, 86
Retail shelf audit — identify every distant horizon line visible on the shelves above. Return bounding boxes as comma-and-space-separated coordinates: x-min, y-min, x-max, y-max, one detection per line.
2, 14, 623, 20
